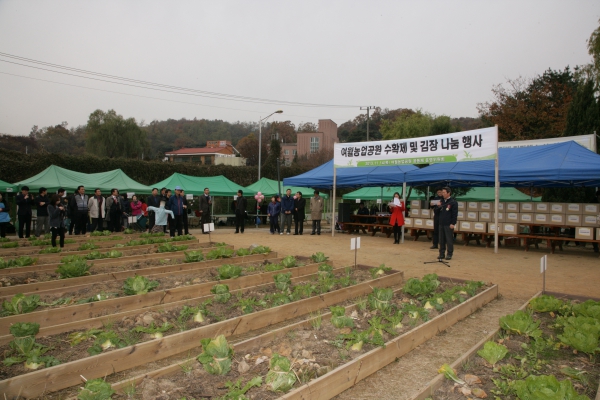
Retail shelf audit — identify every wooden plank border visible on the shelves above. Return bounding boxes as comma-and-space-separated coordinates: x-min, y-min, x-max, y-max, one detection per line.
280, 283, 499, 400
0, 271, 404, 398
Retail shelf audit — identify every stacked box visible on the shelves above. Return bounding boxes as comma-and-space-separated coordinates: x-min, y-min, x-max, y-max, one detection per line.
566, 214, 582, 226
457, 211, 465, 221
457, 201, 466, 210
575, 227, 594, 240
493, 212, 505, 222
581, 215, 599, 227
404, 217, 413, 227
534, 214, 550, 225
534, 203, 550, 213
410, 200, 422, 209
567, 203, 582, 214
497, 203, 505, 211
550, 203, 567, 214
466, 211, 478, 221
479, 211, 492, 222
505, 202, 519, 212
420, 209, 431, 218
425, 219, 435, 228
459, 221, 474, 232
479, 202, 493, 211
409, 209, 420, 218
488, 223, 503, 233
583, 204, 600, 215
467, 202, 479, 211
506, 212, 519, 223
519, 213, 534, 223
549, 214, 566, 225
473, 222, 487, 233
520, 202, 534, 212
413, 218, 424, 228
502, 223, 519, 235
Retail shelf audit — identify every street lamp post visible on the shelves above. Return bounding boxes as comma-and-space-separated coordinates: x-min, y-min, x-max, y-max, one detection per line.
258, 110, 283, 180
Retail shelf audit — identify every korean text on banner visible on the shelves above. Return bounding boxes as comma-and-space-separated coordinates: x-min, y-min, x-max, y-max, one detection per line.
333, 127, 498, 167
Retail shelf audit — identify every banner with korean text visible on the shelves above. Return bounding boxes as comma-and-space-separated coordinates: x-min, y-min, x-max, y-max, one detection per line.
333, 127, 497, 168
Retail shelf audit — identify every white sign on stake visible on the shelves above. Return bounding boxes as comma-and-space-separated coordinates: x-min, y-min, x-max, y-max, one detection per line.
203, 223, 215, 232
540, 255, 547, 273
376, 198, 382, 204
233, 195, 238, 200
186, 194, 193, 200
355, 199, 361, 203
350, 237, 361, 250
127, 192, 135, 198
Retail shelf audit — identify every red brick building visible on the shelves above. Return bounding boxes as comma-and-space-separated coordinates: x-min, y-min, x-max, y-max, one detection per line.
165, 140, 246, 166
281, 119, 338, 165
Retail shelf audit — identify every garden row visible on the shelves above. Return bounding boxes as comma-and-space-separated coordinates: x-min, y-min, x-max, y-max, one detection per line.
0, 229, 147, 251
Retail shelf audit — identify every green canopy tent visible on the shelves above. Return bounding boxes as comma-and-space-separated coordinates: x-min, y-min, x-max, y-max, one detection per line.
0, 179, 18, 194
15, 165, 152, 194
343, 186, 540, 202
152, 173, 245, 196
245, 177, 329, 199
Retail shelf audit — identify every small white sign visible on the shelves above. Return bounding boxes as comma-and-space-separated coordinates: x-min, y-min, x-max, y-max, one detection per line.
233, 195, 238, 200
350, 237, 361, 250
6, 188, 13, 193
540, 255, 547, 273
393, 198, 401, 206
186, 194, 193, 200
376, 198, 382, 204
204, 223, 215, 232
127, 192, 135, 198
355, 199, 361, 203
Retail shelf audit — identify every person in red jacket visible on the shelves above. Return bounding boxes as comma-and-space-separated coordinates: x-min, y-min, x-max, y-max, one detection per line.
388, 192, 405, 244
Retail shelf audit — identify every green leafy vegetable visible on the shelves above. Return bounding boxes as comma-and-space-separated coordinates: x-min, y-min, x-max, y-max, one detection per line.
140, 232, 165, 238
235, 248, 251, 256
39, 246, 61, 254
513, 374, 590, 400
403, 274, 440, 297
368, 287, 394, 313
197, 335, 233, 375
500, 310, 542, 338
61, 254, 86, 263
529, 294, 565, 313
211, 284, 231, 303
264, 263, 284, 272
157, 243, 188, 253
310, 252, 328, 262
122, 275, 160, 295
2, 293, 40, 316
438, 363, 465, 385
78, 242, 98, 251
370, 264, 392, 279
106, 250, 122, 258
184, 250, 205, 263
77, 378, 115, 400
90, 230, 112, 236
9, 322, 40, 338
2, 242, 19, 248
56, 259, 92, 278
273, 272, 292, 291
87, 331, 123, 355
251, 245, 271, 254
572, 300, 600, 320
68, 329, 103, 346
281, 255, 296, 268
0, 256, 38, 269
206, 246, 235, 259
217, 376, 262, 400
217, 264, 243, 280
330, 306, 354, 329
265, 354, 297, 393
133, 322, 174, 339
123, 228, 134, 234
477, 341, 508, 366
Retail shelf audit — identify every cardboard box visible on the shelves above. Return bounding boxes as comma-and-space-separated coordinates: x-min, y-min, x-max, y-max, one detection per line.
467, 202, 479, 211
479, 202, 493, 211
519, 202, 535, 212
479, 211, 492, 222
549, 214, 565, 225
420, 209, 431, 218
566, 214, 582, 226
534, 213, 550, 225
581, 215, 600, 227
466, 211, 478, 221
597, 228, 600, 240
583, 204, 600, 215
519, 213, 534, 223
457, 211, 465, 221
575, 226, 594, 240
473, 222, 487, 233
404, 217, 413, 228
506, 212, 519, 222
425, 219, 435, 228
567, 203, 583, 214
410, 200, 422, 209
505, 202, 519, 212
492, 212, 505, 223
502, 223, 518, 234
410, 209, 420, 218
457, 201, 466, 210
497, 203, 505, 211
550, 203, 567, 214
488, 223, 502, 234
459, 221, 473, 232
413, 218, 424, 228
534, 202, 550, 213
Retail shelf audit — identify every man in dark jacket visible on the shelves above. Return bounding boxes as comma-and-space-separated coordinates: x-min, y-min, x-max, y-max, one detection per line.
281, 189, 294, 235
168, 186, 185, 237
70, 185, 89, 235
429, 189, 443, 249
198, 187, 212, 234
16, 186, 34, 238
235, 190, 248, 234
34, 187, 50, 238
438, 187, 458, 261
293, 191, 306, 235
147, 188, 161, 232
181, 189, 190, 235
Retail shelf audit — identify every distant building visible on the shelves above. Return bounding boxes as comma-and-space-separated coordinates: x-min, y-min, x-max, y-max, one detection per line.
165, 140, 247, 166
281, 119, 338, 166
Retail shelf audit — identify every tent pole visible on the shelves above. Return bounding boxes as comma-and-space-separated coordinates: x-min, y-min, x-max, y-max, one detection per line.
494, 125, 499, 254
401, 181, 406, 244
332, 167, 337, 237
380, 186, 383, 212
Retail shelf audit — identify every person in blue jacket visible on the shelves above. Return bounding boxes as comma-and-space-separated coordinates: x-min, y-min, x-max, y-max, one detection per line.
267, 195, 281, 235
168, 186, 186, 237
147, 200, 175, 234
0, 193, 10, 238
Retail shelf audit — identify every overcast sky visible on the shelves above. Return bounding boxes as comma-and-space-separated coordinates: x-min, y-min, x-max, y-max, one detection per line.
0, 1, 598, 136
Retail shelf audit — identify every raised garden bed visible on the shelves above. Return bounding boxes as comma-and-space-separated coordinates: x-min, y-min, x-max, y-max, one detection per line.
0, 266, 404, 398
412, 292, 600, 400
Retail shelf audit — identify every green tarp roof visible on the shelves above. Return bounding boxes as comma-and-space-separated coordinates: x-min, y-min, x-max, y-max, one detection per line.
15, 165, 152, 194
343, 186, 540, 202
152, 173, 244, 197
245, 177, 329, 199
0, 179, 18, 194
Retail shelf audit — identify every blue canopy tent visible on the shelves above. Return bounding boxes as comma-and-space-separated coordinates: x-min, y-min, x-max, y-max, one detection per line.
405, 141, 600, 188
283, 160, 419, 189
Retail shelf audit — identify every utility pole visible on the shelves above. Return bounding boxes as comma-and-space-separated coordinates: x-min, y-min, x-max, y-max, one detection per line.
360, 106, 376, 141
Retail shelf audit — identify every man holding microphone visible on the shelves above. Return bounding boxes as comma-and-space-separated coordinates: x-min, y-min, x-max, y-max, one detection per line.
16, 186, 34, 238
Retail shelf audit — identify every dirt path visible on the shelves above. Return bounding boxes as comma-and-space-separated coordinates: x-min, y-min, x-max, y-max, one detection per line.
202, 226, 600, 399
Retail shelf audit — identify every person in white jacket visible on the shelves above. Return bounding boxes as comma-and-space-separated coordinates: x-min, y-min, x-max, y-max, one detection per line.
147, 201, 174, 233
87, 189, 106, 232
